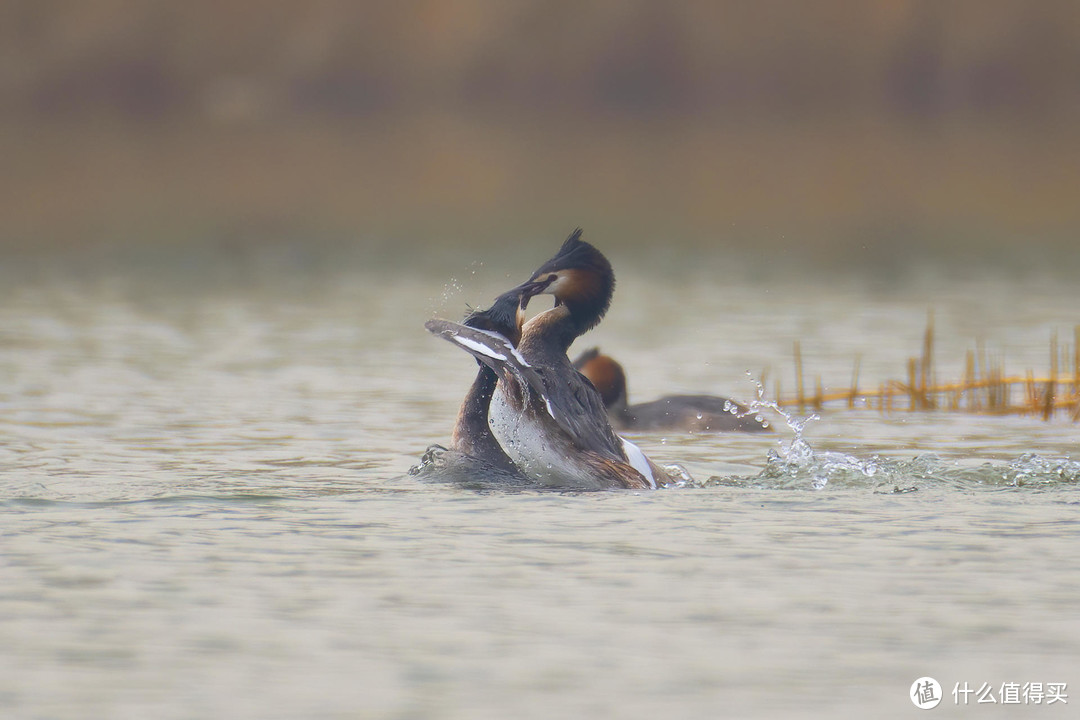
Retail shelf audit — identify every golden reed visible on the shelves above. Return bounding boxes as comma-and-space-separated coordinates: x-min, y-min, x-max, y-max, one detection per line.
778, 316, 1080, 420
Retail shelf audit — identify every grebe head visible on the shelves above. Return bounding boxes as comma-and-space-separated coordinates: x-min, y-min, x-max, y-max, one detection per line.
524, 229, 615, 334
463, 279, 551, 346
573, 348, 628, 411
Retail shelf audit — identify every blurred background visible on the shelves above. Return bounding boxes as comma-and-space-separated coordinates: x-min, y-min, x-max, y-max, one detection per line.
2, 0, 1078, 273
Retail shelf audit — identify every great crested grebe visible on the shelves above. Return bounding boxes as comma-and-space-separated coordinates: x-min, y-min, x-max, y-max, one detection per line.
573, 348, 770, 433
414, 281, 547, 486
481, 229, 677, 489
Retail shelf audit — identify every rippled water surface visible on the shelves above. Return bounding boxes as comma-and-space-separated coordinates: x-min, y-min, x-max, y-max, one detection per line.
2, 249, 1078, 718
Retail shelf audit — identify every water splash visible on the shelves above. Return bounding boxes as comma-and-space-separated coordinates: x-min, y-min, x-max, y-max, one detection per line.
699, 374, 1080, 492
1002, 453, 1080, 487
429, 262, 494, 318
408, 444, 447, 476
443, 277, 463, 299
661, 463, 695, 488
423, 276, 464, 320
722, 397, 769, 429
736, 372, 840, 488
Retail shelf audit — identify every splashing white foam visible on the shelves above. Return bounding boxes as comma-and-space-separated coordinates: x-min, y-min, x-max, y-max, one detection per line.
695, 374, 1080, 492
727, 372, 882, 490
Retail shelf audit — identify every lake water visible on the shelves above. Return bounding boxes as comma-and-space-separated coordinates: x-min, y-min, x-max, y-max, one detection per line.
2, 245, 1077, 718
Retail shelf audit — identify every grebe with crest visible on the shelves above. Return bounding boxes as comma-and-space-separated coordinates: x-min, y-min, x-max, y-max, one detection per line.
429, 229, 679, 489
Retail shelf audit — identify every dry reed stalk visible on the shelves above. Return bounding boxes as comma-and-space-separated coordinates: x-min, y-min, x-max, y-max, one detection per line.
1024, 370, 1037, 415
906, 358, 918, 410
1074, 326, 1080, 414
921, 312, 934, 409
1043, 331, 1058, 420
779, 373, 1080, 415
950, 354, 963, 410
776, 323, 1080, 422
991, 357, 1006, 412
1073, 326, 1080, 421
964, 349, 977, 412
978, 339, 988, 411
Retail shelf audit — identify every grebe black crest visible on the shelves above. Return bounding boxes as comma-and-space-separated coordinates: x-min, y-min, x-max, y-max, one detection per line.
522, 228, 615, 336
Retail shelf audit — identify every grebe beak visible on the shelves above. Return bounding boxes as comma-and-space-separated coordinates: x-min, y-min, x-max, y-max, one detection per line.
514, 276, 556, 310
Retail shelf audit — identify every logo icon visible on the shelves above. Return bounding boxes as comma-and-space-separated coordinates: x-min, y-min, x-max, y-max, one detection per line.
911, 677, 943, 709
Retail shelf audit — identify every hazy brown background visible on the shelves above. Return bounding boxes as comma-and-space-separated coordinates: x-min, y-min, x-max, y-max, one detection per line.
3, 0, 1078, 267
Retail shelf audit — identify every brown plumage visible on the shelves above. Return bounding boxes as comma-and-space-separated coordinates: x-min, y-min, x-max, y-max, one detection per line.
485, 230, 677, 488
574, 349, 627, 408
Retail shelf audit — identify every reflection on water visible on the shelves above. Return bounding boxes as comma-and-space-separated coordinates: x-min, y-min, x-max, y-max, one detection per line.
2, 250, 1078, 718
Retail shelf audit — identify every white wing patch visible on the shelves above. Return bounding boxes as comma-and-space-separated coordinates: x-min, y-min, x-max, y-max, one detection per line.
543, 396, 557, 422
510, 347, 530, 367
620, 437, 657, 490
472, 328, 532, 367
451, 334, 507, 360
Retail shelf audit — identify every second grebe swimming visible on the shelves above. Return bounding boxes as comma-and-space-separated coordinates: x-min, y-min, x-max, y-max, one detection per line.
479, 229, 677, 489
573, 348, 770, 433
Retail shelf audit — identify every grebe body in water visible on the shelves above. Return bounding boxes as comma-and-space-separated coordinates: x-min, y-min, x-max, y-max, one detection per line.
573, 349, 769, 433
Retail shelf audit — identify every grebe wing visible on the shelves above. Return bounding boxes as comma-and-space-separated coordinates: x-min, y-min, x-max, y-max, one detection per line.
428, 319, 628, 463
425, 319, 546, 390
532, 368, 628, 463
